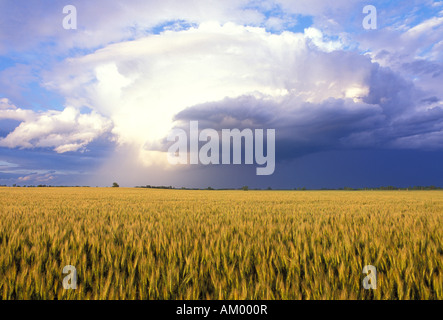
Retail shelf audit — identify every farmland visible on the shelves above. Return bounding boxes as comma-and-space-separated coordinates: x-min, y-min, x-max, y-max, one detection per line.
0, 187, 441, 299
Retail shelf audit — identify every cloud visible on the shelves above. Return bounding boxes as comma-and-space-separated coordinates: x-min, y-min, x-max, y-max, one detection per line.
0, 0, 372, 56
171, 94, 383, 159
355, 7, 443, 119
40, 23, 377, 164
358, 6, 443, 67
171, 60, 443, 158
0, 99, 112, 153
18, 173, 54, 183
0, 98, 35, 121
304, 27, 344, 52
1, 1, 442, 187
0, 0, 262, 54
0, 160, 18, 168
35, 21, 442, 169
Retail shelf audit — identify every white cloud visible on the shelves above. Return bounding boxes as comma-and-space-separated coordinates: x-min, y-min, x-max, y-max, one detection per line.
18, 173, 54, 183
0, 160, 19, 168
0, 102, 112, 153
42, 22, 376, 167
0, 98, 35, 121
0, 0, 263, 54
304, 27, 343, 52
406, 16, 443, 37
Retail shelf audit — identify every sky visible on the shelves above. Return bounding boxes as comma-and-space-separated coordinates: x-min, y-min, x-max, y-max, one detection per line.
1, 0, 443, 189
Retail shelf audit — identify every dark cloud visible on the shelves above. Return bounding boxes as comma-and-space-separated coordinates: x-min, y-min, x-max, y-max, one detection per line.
402, 60, 443, 78
421, 96, 440, 104
171, 62, 443, 163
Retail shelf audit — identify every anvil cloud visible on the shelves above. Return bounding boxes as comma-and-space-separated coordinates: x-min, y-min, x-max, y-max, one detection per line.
0, 0, 442, 188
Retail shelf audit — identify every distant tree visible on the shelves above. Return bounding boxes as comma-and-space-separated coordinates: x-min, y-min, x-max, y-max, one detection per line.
112, 182, 120, 188
207, 187, 214, 190
301, 187, 307, 191
242, 186, 249, 191
267, 186, 272, 190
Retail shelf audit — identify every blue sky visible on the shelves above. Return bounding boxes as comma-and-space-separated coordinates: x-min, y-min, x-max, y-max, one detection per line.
1, 0, 443, 188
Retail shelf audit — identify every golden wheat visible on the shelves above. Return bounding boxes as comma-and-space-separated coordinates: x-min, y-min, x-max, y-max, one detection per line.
0, 187, 441, 300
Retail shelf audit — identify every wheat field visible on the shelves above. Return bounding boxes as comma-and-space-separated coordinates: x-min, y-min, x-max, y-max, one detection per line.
0, 187, 441, 300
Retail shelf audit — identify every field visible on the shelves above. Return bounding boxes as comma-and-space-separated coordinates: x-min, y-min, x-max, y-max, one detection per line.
0, 187, 442, 300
